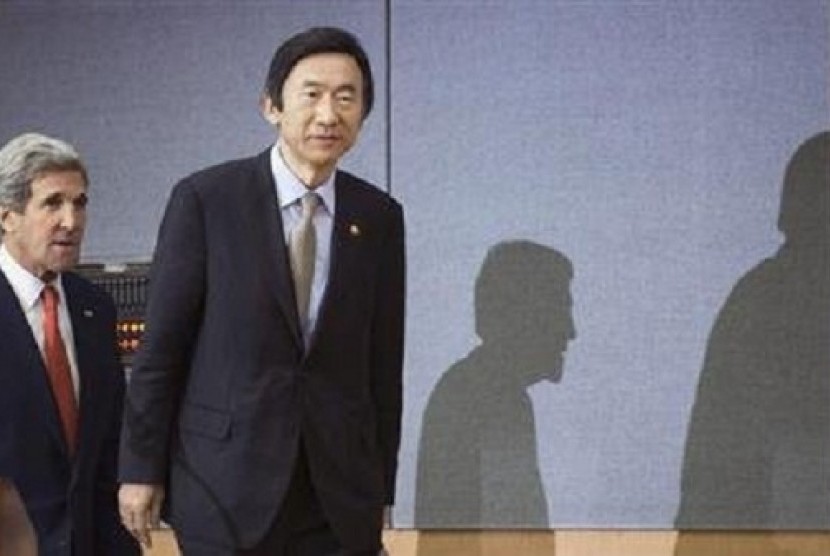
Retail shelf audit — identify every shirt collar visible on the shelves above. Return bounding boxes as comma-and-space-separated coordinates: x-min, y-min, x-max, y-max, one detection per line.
0, 243, 64, 309
269, 144, 336, 214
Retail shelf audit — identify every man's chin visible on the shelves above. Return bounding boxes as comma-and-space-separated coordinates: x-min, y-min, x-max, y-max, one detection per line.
49, 256, 80, 275
546, 371, 563, 384
545, 359, 565, 384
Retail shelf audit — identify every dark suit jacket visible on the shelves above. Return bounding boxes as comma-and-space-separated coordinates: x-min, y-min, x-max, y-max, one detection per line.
120, 149, 405, 551
0, 270, 139, 556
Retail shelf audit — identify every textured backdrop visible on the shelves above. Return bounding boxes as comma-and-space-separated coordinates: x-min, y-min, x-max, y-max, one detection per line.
1, 0, 827, 530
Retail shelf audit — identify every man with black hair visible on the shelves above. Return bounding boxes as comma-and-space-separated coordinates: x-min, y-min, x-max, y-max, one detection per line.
118, 27, 405, 556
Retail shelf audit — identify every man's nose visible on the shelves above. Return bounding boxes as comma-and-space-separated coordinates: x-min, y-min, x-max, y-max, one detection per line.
315, 97, 337, 124
59, 204, 84, 230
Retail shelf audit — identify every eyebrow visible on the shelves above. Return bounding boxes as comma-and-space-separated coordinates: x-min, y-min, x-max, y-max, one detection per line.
300, 80, 358, 93
41, 191, 88, 203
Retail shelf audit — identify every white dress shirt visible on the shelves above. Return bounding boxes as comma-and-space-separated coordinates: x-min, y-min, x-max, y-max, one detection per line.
0, 244, 80, 400
269, 145, 335, 345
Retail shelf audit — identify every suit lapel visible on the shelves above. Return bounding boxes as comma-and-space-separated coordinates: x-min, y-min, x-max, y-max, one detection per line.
310, 172, 366, 350
63, 274, 97, 465
0, 271, 68, 456
256, 162, 372, 353
252, 151, 304, 348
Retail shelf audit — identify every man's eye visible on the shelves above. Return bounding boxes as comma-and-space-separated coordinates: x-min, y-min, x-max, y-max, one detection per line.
43, 196, 62, 209
74, 196, 88, 209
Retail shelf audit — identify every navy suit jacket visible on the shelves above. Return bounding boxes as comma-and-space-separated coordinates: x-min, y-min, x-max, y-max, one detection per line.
0, 270, 139, 556
120, 149, 405, 551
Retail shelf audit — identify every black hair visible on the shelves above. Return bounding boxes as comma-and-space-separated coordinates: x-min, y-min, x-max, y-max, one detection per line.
264, 27, 374, 118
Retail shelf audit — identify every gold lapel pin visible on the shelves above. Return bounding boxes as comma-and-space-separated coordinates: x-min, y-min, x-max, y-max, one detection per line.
349, 224, 361, 237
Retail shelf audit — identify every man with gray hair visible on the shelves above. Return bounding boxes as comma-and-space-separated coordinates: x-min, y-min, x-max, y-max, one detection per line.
0, 132, 139, 555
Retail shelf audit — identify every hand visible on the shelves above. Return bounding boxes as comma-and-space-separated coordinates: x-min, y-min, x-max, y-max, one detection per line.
118, 483, 164, 548
0, 479, 37, 556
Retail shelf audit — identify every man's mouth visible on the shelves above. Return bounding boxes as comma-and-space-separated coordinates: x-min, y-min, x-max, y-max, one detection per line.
51, 239, 79, 249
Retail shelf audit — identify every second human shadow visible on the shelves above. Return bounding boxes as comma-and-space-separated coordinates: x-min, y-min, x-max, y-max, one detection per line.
415, 240, 576, 533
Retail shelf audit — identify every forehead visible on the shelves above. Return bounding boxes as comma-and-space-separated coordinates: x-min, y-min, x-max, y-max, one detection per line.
30, 170, 87, 196
284, 52, 363, 88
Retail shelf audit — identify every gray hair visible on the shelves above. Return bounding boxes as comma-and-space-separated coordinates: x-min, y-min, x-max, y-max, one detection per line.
0, 132, 88, 214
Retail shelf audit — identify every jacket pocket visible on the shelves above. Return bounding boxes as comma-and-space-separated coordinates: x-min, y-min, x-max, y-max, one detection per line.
179, 403, 231, 440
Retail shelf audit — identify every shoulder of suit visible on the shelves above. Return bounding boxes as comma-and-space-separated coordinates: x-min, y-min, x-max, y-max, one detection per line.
62, 270, 95, 292
176, 150, 268, 195
336, 169, 402, 211
62, 272, 117, 312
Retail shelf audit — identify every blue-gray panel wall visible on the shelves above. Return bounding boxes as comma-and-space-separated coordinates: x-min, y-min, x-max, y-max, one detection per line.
393, 0, 829, 529
0, 0, 387, 261
1, 0, 828, 531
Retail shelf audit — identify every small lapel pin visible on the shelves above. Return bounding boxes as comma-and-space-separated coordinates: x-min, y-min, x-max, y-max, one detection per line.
349, 224, 361, 237
83, 309, 94, 318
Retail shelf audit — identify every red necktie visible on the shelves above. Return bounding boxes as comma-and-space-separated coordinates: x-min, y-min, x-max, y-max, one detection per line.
41, 285, 79, 456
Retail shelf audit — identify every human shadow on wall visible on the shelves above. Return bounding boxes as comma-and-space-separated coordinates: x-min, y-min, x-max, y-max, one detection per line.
675, 132, 830, 554
414, 240, 575, 553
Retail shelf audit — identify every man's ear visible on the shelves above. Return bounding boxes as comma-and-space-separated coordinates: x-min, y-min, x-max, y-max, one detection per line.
0, 207, 16, 235
260, 94, 282, 126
